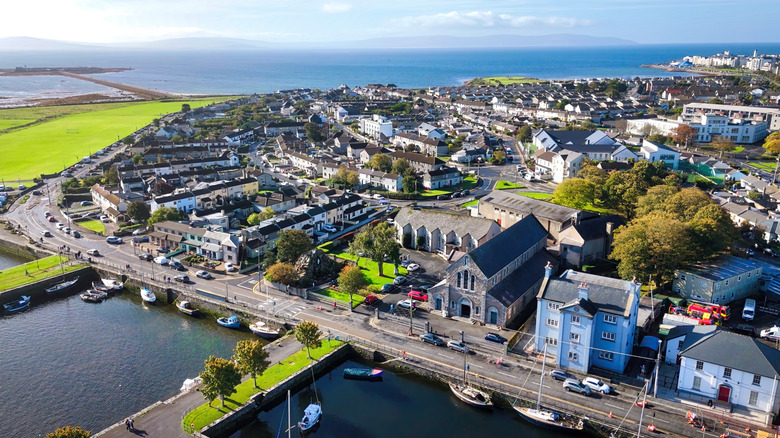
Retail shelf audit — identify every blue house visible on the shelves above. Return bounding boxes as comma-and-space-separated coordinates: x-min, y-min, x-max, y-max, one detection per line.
535, 267, 641, 374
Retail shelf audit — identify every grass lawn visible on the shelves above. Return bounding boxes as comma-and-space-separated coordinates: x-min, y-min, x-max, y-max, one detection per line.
495, 180, 525, 190
0, 98, 232, 181
324, 249, 407, 286
419, 175, 478, 197
78, 219, 105, 235
313, 288, 364, 307
516, 192, 553, 200
748, 161, 776, 172
0, 119, 35, 131
460, 199, 478, 208
0, 255, 84, 292
182, 340, 344, 433
470, 76, 541, 85
733, 146, 745, 153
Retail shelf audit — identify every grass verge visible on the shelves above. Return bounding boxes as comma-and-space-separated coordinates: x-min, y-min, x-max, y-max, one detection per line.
0, 255, 84, 292
182, 340, 344, 433
78, 219, 106, 235
419, 175, 478, 197
460, 199, 478, 208
322, 248, 407, 286
748, 161, 776, 172
495, 180, 525, 190
313, 288, 364, 307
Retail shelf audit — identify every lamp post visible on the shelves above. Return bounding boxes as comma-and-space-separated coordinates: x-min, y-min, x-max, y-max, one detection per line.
654, 339, 663, 397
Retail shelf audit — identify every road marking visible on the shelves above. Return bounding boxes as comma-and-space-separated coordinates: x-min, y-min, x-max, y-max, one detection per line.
498, 372, 514, 378
605, 403, 623, 410
437, 353, 452, 359
469, 363, 484, 369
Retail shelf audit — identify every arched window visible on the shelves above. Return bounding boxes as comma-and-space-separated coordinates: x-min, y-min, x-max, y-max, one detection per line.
470, 274, 475, 290
456, 272, 461, 288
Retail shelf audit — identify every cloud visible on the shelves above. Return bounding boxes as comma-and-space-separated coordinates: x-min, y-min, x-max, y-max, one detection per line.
392, 10, 593, 29
321, 3, 352, 13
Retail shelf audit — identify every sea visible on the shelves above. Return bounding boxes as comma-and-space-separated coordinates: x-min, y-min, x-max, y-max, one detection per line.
0, 43, 779, 97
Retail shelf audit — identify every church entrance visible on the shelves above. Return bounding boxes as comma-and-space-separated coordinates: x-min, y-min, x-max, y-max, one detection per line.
459, 297, 472, 318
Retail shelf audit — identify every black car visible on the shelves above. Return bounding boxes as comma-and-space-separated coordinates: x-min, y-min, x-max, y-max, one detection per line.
461, 190, 470, 196
419, 333, 445, 346
169, 261, 185, 271
731, 324, 757, 337
156, 247, 170, 254
32, 190, 42, 196
484, 332, 508, 344
436, 194, 451, 200
139, 253, 154, 261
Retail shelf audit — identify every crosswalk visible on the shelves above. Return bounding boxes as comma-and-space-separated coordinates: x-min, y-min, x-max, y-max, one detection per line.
252, 298, 305, 319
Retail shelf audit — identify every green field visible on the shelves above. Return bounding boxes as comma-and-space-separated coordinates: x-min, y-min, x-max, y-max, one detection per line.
322, 248, 408, 286
469, 76, 541, 85
460, 199, 478, 208
78, 219, 105, 235
182, 340, 344, 433
748, 161, 776, 172
419, 175, 478, 197
0, 255, 85, 293
313, 288, 364, 307
495, 180, 525, 190
0, 98, 231, 181
0, 119, 35, 131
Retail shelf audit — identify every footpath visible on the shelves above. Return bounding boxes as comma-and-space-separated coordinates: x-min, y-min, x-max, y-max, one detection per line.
94, 337, 302, 438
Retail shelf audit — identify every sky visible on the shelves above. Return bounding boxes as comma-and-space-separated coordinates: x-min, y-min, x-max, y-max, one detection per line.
3, 0, 778, 44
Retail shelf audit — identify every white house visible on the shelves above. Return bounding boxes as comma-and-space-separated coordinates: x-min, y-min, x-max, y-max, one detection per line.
639, 140, 680, 170
359, 114, 393, 139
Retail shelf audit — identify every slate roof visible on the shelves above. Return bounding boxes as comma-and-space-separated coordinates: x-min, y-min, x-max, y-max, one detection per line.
560, 297, 598, 316
540, 270, 635, 316
573, 215, 625, 241
480, 190, 580, 224
680, 330, 780, 378
487, 250, 557, 306
394, 208, 497, 242
678, 255, 762, 282
468, 215, 548, 278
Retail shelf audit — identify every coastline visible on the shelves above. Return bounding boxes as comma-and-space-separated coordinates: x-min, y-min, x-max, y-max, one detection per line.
640, 63, 723, 76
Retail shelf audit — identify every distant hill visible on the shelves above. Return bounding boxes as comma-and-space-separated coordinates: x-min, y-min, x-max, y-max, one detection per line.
0, 33, 637, 51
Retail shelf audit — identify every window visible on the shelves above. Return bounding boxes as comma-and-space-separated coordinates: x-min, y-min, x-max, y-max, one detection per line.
470, 275, 475, 291
603, 314, 617, 324
753, 375, 761, 386
570, 332, 580, 343
546, 337, 558, 347
681, 275, 686, 280
546, 318, 559, 328
723, 368, 732, 378
568, 351, 578, 362
598, 351, 614, 361
695, 361, 703, 370
571, 315, 581, 325
457, 272, 461, 288
475, 306, 480, 315
450, 300, 455, 309
678, 340, 684, 349
602, 331, 615, 342
547, 302, 560, 311
692, 376, 701, 390
749, 391, 759, 406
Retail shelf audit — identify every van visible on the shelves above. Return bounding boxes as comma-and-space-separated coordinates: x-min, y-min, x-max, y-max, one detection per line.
82, 156, 91, 163
742, 298, 756, 321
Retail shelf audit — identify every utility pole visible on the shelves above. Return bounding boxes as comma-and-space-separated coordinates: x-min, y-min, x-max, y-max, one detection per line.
773, 155, 780, 185
409, 304, 415, 336
654, 339, 663, 397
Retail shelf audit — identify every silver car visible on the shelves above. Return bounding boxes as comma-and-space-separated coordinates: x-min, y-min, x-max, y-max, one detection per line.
563, 378, 592, 396
447, 340, 469, 353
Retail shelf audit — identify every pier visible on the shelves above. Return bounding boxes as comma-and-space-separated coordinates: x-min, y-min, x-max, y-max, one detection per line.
58, 71, 178, 100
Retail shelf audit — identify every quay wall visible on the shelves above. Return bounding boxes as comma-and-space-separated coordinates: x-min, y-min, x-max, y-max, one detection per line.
0, 266, 95, 303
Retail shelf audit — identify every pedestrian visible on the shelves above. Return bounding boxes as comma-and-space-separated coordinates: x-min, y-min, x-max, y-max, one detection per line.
402, 350, 406, 360
129, 418, 134, 430
125, 419, 130, 430
333, 301, 337, 310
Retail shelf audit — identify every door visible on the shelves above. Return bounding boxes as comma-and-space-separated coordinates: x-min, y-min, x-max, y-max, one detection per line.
434, 296, 442, 311
460, 303, 471, 318
717, 385, 731, 402
489, 309, 498, 325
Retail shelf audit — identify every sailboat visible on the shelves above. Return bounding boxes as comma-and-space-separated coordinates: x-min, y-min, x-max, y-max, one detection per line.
45, 276, 79, 294
449, 348, 492, 407
514, 345, 585, 432
250, 269, 281, 339
298, 366, 322, 432
140, 287, 156, 303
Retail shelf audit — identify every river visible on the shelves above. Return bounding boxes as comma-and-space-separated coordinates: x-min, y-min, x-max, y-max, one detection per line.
231, 359, 561, 438
0, 250, 257, 438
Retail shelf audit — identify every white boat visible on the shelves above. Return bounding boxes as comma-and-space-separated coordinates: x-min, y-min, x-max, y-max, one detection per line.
298, 403, 321, 432
45, 276, 79, 294
140, 287, 156, 303
249, 320, 280, 340
102, 278, 124, 290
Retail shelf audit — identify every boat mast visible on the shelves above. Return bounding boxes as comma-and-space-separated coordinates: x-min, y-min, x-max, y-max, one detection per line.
463, 348, 468, 384
287, 389, 291, 438
636, 381, 648, 438
537, 343, 547, 410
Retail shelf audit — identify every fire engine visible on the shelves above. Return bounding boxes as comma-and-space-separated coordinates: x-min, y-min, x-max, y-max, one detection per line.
686, 303, 730, 321
668, 304, 722, 325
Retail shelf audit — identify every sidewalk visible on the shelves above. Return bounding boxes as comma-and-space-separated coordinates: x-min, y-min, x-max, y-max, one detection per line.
95, 336, 303, 438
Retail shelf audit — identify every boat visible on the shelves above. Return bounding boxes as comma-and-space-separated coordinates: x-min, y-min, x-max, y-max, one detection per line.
3, 295, 31, 312
298, 403, 322, 433
449, 348, 492, 407
91, 281, 113, 293
343, 367, 383, 381
101, 278, 124, 290
514, 345, 585, 432
249, 320, 280, 340
80, 290, 107, 303
140, 287, 156, 303
177, 301, 200, 316
217, 315, 240, 328
45, 276, 79, 294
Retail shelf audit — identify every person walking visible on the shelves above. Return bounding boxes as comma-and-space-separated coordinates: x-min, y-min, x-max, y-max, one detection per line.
125, 419, 130, 430
333, 300, 337, 310
129, 418, 135, 431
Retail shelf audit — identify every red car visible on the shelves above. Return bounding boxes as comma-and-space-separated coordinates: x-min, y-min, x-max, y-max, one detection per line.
47, 216, 57, 223
408, 290, 428, 301
363, 295, 379, 305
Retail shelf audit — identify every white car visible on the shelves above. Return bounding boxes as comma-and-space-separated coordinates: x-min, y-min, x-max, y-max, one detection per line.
56, 222, 66, 230
153, 256, 168, 265
86, 249, 100, 256
105, 236, 123, 244
196, 270, 213, 279
224, 262, 235, 272
406, 263, 420, 272
322, 224, 337, 233
761, 326, 780, 341
582, 377, 612, 394
396, 299, 416, 310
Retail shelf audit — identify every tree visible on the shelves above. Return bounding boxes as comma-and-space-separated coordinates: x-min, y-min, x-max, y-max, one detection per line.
368, 154, 393, 173
152, 180, 174, 196
551, 179, 596, 209
132, 154, 146, 164
347, 171, 359, 188
295, 321, 322, 359
304, 122, 325, 143
338, 265, 367, 308
46, 426, 91, 438
402, 175, 417, 194
711, 135, 735, 159
103, 166, 119, 185
647, 133, 668, 144
490, 149, 506, 164
763, 132, 780, 155
233, 340, 270, 388
392, 158, 413, 176
127, 201, 151, 223
148, 206, 187, 226
122, 135, 134, 144
247, 213, 261, 226
665, 188, 717, 222
259, 207, 276, 221
275, 229, 312, 263
199, 355, 242, 407
670, 125, 697, 148
332, 166, 358, 189
688, 204, 737, 256
181, 103, 191, 113
516, 125, 532, 142
635, 185, 680, 218
350, 222, 399, 277
266, 262, 299, 285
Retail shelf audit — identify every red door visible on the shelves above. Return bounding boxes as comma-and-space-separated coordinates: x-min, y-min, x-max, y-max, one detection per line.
717, 385, 731, 402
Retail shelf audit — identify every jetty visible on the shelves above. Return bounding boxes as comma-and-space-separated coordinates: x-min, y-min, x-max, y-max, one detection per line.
58, 71, 178, 100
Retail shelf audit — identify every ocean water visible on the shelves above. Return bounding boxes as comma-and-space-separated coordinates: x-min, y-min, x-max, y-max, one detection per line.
0, 43, 778, 95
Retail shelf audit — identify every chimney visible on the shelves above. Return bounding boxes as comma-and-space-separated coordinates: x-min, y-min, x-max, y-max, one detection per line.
578, 282, 589, 301
605, 221, 615, 255
631, 277, 641, 296
544, 261, 553, 279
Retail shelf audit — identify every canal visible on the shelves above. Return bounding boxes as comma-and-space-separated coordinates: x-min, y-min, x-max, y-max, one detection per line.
0, 251, 256, 437
231, 359, 561, 438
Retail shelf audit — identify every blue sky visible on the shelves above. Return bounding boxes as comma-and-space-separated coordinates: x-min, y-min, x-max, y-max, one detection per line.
4, 0, 778, 44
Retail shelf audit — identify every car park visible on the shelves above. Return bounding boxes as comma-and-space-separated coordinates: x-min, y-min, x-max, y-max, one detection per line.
408, 290, 428, 301
105, 236, 123, 244
484, 332, 508, 344
174, 275, 189, 283
396, 299, 416, 309
41, 231, 52, 238
139, 253, 153, 261
363, 295, 379, 305
406, 263, 420, 272
86, 249, 100, 256
563, 378, 592, 396
549, 369, 570, 381
71, 230, 81, 238
419, 333, 445, 346
393, 276, 407, 285
196, 270, 213, 279
582, 377, 611, 394
447, 340, 469, 353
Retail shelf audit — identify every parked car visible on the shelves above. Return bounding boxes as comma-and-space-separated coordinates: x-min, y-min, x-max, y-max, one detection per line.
363, 295, 379, 305
731, 324, 757, 337
550, 369, 570, 381
760, 326, 780, 341
582, 377, 612, 394
436, 194, 451, 200
419, 333, 444, 346
47, 216, 57, 223
393, 276, 407, 285
461, 190, 470, 196
169, 260, 185, 271
99, 215, 109, 223
86, 249, 100, 256
41, 231, 52, 238
105, 236, 123, 244
156, 247, 170, 254
196, 270, 213, 279
71, 230, 81, 238
484, 332, 508, 344
322, 224, 337, 233
174, 274, 189, 283
406, 263, 420, 272
380, 284, 393, 293
32, 190, 41, 196
563, 378, 592, 396
132, 228, 146, 236
80, 201, 93, 206
764, 248, 778, 257
396, 299, 416, 310
408, 290, 428, 301
153, 256, 168, 265
447, 340, 469, 353
400, 260, 412, 267
132, 236, 149, 243
139, 253, 153, 261
224, 262, 235, 272
17, 184, 26, 190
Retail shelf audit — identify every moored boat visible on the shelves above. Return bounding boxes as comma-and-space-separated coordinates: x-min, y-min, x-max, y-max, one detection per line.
343, 367, 383, 381
177, 301, 200, 316
249, 320, 280, 339
449, 382, 493, 407
217, 315, 240, 328
91, 281, 112, 293
45, 276, 79, 294
140, 287, 156, 303
298, 403, 322, 432
80, 290, 107, 303
101, 278, 123, 290
3, 295, 31, 312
